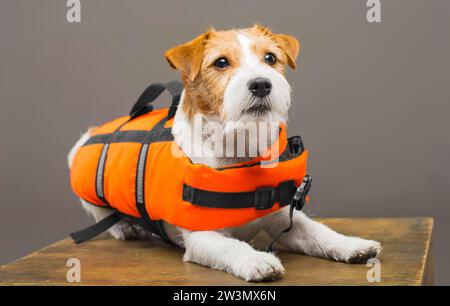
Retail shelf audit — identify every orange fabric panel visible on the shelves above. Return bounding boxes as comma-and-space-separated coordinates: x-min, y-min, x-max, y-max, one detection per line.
144, 142, 188, 224
70, 144, 107, 207
120, 109, 167, 131
175, 153, 307, 230
144, 141, 307, 231
90, 116, 130, 135
102, 142, 142, 217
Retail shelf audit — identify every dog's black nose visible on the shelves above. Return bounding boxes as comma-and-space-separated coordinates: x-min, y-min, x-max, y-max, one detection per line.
248, 78, 272, 98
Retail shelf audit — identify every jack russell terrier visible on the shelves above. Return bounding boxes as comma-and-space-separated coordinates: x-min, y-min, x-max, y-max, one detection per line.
68, 25, 381, 282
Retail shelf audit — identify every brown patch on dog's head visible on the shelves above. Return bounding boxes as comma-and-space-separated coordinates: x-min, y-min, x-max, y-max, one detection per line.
249, 24, 300, 70
164, 25, 300, 120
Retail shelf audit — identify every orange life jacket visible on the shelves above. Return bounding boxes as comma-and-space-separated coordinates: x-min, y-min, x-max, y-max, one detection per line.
69, 81, 311, 244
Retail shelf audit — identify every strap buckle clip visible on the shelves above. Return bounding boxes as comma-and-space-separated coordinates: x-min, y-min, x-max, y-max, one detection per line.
254, 186, 276, 210
292, 175, 312, 211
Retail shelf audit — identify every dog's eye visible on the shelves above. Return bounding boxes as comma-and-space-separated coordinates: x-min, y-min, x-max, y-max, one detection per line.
264, 53, 277, 65
214, 57, 229, 69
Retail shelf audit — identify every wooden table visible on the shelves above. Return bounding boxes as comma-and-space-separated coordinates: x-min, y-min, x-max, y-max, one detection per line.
0, 218, 433, 286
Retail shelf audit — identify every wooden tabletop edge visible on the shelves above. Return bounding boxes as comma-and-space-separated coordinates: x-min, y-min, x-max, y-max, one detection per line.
419, 217, 434, 285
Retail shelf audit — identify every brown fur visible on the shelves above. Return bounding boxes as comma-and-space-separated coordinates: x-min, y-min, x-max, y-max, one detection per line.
164, 25, 300, 120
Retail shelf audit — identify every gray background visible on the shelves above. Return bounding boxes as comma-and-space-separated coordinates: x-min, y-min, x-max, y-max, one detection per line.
0, 0, 449, 284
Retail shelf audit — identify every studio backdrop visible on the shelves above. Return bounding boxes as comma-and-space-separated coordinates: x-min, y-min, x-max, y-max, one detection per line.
0, 0, 449, 284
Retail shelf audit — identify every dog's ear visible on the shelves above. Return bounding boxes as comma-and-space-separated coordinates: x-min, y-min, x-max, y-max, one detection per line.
165, 32, 211, 82
252, 24, 300, 70
274, 34, 300, 70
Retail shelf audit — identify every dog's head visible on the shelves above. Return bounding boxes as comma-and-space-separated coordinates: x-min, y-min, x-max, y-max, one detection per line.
165, 25, 299, 124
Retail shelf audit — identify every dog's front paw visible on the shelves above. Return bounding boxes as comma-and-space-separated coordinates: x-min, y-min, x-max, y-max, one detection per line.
331, 237, 382, 264
235, 251, 285, 282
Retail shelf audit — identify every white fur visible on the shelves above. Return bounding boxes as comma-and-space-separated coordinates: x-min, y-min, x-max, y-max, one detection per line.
69, 31, 381, 282
222, 33, 291, 123
181, 229, 284, 281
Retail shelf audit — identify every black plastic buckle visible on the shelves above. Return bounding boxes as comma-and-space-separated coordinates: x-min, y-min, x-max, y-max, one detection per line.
288, 136, 304, 155
292, 175, 312, 210
255, 186, 276, 210
182, 185, 193, 202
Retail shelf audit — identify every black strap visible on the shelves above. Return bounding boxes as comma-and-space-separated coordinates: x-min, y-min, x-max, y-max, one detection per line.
266, 175, 312, 252
182, 180, 297, 210
70, 212, 122, 244
125, 215, 173, 244
129, 80, 183, 119
69, 211, 173, 244
182, 175, 312, 252
83, 129, 173, 146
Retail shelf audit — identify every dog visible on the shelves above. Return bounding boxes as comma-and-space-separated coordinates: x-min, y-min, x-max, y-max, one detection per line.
68, 25, 381, 282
